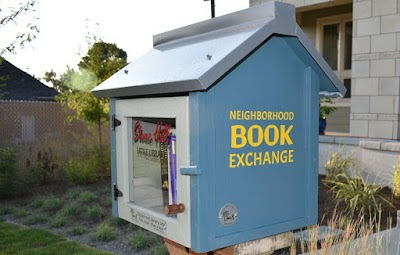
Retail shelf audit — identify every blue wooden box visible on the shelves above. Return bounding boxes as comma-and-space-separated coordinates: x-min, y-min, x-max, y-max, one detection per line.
93, 2, 345, 253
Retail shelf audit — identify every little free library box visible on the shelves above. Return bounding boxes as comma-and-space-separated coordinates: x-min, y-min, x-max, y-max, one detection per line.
93, 2, 346, 253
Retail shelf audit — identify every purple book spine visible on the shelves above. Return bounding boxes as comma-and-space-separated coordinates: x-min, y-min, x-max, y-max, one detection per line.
169, 135, 177, 204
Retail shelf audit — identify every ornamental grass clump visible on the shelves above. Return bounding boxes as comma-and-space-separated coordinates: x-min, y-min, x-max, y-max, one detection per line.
326, 173, 393, 217
392, 158, 400, 198
325, 146, 358, 181
292, 211, 398, 255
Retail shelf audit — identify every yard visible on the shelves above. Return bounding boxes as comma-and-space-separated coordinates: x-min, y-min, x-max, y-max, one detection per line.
2, 147, 400, 255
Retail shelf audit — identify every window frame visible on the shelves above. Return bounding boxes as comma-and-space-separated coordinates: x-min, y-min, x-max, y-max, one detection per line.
316, 13, 352, 103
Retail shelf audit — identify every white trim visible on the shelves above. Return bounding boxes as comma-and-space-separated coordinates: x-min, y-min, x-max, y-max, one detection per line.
316, 13, 352, 75
115, 96, 191, 247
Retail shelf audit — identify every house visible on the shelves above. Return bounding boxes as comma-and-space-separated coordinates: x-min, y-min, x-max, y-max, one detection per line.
250, 0, 400, 188
0, 59, 58, 101
252, 0, 400, 141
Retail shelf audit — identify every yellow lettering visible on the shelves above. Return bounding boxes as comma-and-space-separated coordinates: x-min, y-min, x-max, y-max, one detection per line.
245, 153, 253, 166
288, 150, 294, 162
230, 111, 236, 120
229, 154, 236, 168
231, 125, 247, 148
264, 125, 279, 146
280, 150, 288, 163
237, 153, 245, 167
248, 125, 263, 147
263, 151, 271, 164
254, 152, 262, 166
280, 125, 293, 145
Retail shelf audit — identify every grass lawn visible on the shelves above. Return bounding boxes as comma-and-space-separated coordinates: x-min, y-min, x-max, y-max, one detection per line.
0, 222, 113, 255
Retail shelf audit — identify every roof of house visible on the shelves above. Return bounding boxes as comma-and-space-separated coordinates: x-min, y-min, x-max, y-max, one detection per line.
0, 59, 58, 101
92, 2, 346, 98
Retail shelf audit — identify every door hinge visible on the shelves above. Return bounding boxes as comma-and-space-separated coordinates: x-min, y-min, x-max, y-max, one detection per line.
113, 183, 123, 200
112, 114, 121, 131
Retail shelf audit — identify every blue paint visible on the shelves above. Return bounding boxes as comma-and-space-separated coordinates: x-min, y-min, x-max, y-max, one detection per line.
189, 36, 321, 252
110, 98, 118, 217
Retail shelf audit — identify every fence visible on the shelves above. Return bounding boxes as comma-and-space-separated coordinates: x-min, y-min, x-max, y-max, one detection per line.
0, 100, 110, 176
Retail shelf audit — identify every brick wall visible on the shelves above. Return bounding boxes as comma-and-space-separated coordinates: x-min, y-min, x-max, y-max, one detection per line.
0, 100, 110, 171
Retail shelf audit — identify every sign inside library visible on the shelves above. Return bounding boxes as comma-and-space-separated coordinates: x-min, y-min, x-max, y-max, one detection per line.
131, 119, 177, 214
229, 110, 295, 168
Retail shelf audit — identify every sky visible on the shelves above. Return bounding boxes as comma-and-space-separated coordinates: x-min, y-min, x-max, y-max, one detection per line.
1, 0, 249, 81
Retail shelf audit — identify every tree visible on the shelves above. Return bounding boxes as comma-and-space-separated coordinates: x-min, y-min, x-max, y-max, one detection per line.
0, 0, 39, 55
0, 0, 39, 98
47, 42, 127, 174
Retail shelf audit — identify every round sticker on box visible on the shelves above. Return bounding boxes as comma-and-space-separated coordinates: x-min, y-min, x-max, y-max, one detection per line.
219, 204, 238, 226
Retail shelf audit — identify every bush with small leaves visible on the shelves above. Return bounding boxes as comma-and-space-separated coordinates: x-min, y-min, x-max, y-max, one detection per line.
0, 148, 24, 198
27, 148, 58, 184
63, 147, 103, 185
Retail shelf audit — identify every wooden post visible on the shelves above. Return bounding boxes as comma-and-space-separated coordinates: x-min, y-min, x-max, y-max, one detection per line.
214, 232, 293, 255
164, 238, 207, 255
165, 232, 293, 255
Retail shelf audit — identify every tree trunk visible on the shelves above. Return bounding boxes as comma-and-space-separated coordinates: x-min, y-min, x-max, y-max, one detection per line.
98, 119, 104, 175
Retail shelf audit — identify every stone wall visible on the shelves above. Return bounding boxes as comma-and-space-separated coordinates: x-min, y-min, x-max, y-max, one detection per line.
319, 135, 400, 188
350, 0, 400, 139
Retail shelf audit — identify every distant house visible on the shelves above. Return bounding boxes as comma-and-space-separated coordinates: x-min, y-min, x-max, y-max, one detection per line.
0, 59, 58, 101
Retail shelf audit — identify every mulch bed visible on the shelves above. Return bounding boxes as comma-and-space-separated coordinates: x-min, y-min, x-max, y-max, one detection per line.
318, 174, 400, 230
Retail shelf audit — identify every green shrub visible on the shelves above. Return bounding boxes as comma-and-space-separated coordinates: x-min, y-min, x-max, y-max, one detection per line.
63, 158, 100, 185
27, 148, 58, 184
22, 214, 47, 225
85, 205, 105, 221
151, 244, 169, 255
325, 147, 358, 180
90, 223, 116, 242
0, 148, 23, 198
42, 196, 63, 211
327, 173, 393, 216
129, 228, 155, 251
68, 225, 87, 236
392, 159, 400, 198
0, 205, 16, 215
51, 214, 67, 228
78, 191, 97, 203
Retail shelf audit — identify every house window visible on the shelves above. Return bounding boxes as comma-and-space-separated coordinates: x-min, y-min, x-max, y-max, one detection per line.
317, 14, 352, 99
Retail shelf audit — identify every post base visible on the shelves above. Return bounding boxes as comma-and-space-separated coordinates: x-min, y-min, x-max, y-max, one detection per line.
164, 232, 293, 255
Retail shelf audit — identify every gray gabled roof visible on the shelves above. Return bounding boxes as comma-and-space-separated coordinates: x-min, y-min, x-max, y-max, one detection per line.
92, 2, 346, 98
